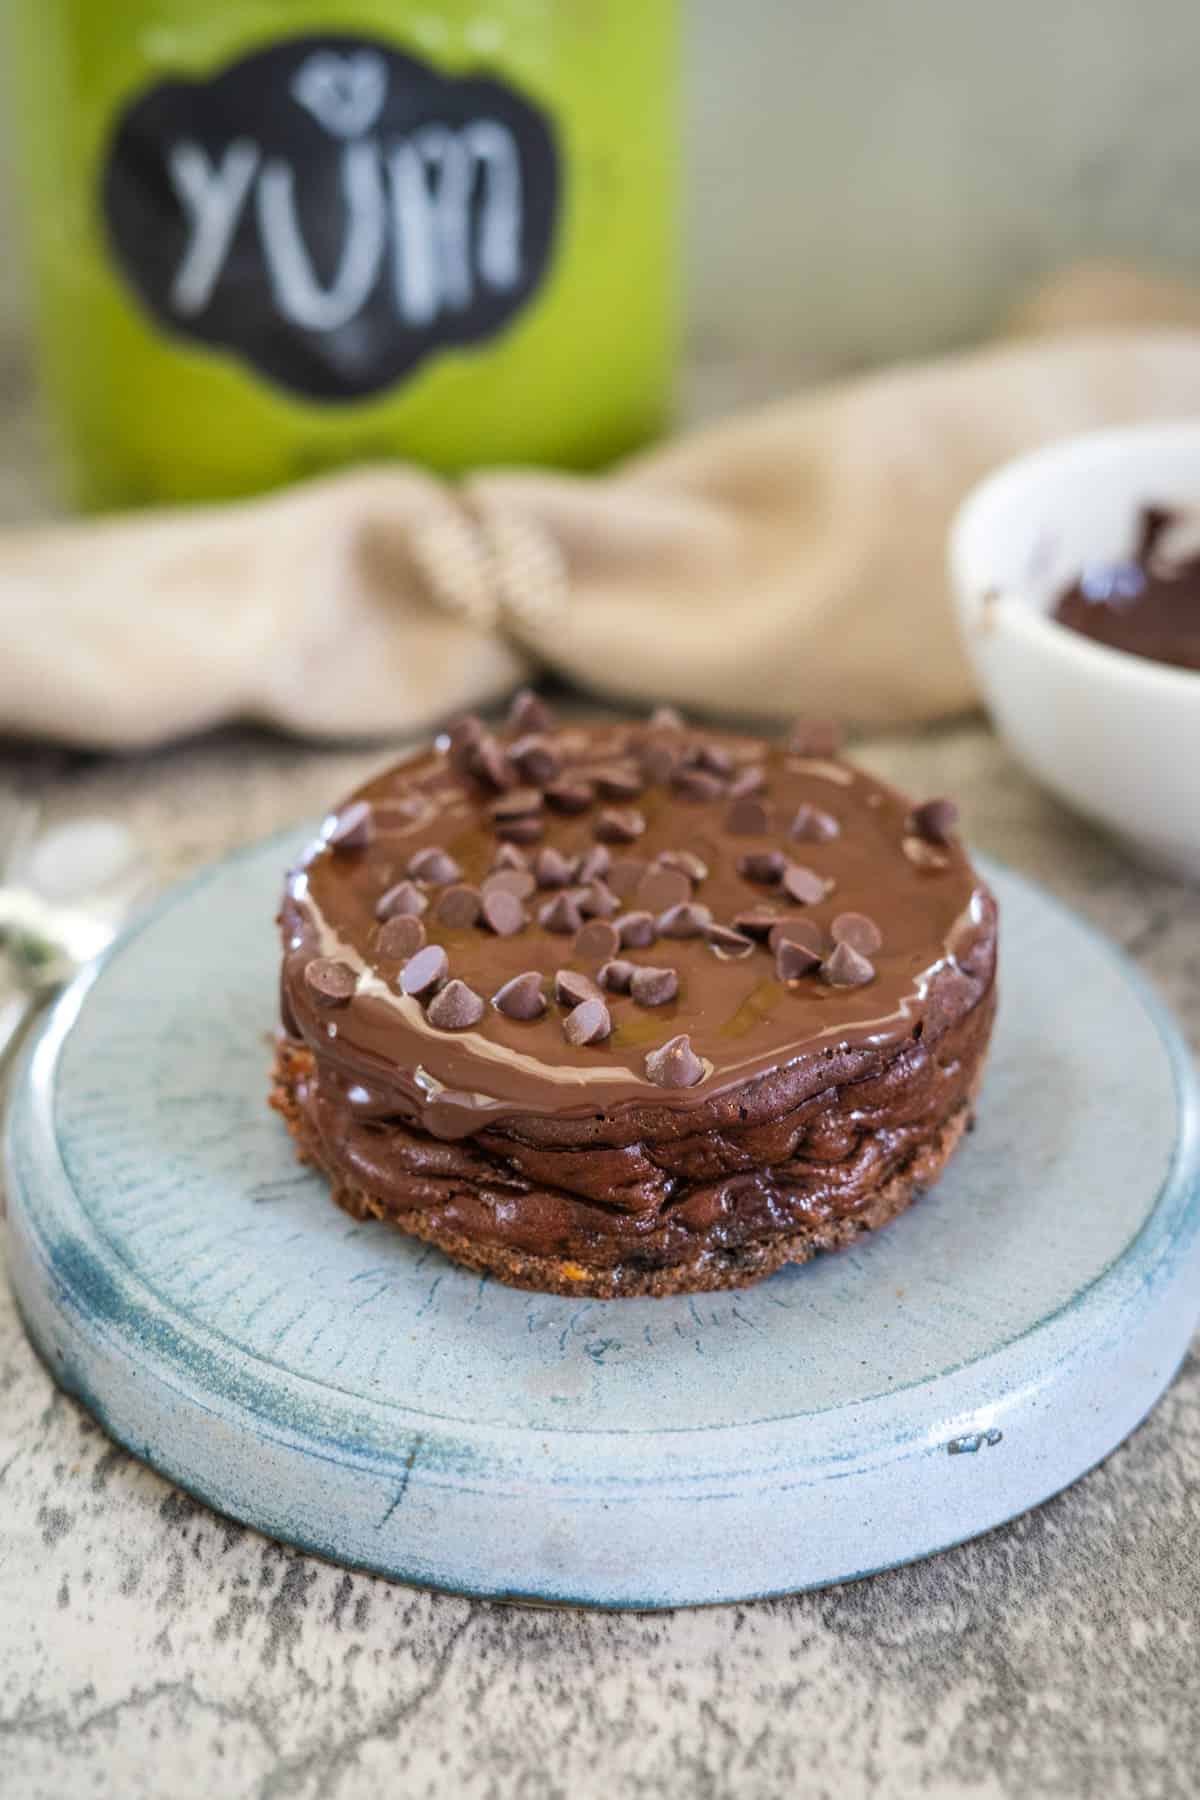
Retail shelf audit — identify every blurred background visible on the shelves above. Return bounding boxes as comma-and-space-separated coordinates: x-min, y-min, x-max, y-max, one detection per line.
690, 0, 1200, 372
4, 0, 1200, 519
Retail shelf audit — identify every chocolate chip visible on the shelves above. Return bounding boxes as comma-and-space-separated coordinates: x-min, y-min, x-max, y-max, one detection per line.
539, 891, 583, 934
831, 911, 883, 955
728, 765, 766, 798
768, 917, 826, 956
435, 885, 483, 929
592, 763, 644, 800
910, 798, 959, 844
469, 735, 518, 792
636, 866, 691, 913
607, 857, 648, 897
776, 938, 822, 980
630, 965, 679, 1007
576, 844, 611, 883
508, 688, 555, 735
563, 998, 612, 1046
376, 915, 426, 960
577, 879, 620, 918
790, 803, 841, 842
822, 942, 875, 987
491, 972, 547, 1021
491, 843, 528, 872
325, 801, 373, 850
400, 944, 449, 997
495, 815, 543, 844
482, 867, 536, 901
555, 969, 605, 1008
654, 849, 708, 884
788, 718, 842, 758
903, 836, 951, 871
544, 779, 594, 814
595, 808, 646, 843
510, 734, 561, 785
304, 957, 356, 1006
733, 907, 781, 941
696, 743, 734, 776
645, 1034, 705, 1088
616, 910, 657, 948
376, 880, 428, 920
637, 742, 679, 785
657, 902, 713, 938
599, 959, 637, 993
738, 850, 786, 885
443, 713, 485, 769
705, 924, 755, 959
726, 797, 771, 835
671, 767, 725, 803
575, 919, 621, 962
481, 890, 528, 937
446, 711, 484, 744
426, 979, 485, 1031
649, 705, 686, 731
490, 786, 544, 820
534, 846, 577, 888
408, 846, 462, 884
781, 863, 827, 906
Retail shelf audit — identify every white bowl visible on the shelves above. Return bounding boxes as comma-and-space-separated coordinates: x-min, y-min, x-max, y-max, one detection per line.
949, 421, 1200, 881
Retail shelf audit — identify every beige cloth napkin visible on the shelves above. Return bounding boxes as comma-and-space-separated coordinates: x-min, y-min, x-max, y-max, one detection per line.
9, 271, 1200, 750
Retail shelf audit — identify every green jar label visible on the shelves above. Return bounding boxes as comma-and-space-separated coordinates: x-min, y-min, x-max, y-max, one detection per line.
100, 35, 561, 400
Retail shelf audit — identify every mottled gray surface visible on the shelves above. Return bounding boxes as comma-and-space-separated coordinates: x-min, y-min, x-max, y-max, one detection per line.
0, 720, 1197, 1800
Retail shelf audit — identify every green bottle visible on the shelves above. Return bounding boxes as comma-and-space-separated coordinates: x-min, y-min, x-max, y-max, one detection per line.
10, 1, 679, 510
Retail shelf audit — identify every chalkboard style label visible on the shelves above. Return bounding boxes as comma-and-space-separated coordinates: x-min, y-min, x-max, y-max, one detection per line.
101, 36, 561, 400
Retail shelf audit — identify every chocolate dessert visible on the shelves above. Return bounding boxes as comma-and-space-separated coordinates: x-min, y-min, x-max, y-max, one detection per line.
1053, 505, 1200, 672
271, 699, 997, 1297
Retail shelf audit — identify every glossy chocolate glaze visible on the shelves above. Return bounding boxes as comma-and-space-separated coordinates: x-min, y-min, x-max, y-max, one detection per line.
279, 718, 993, 1146
1053, 506, 1200, 672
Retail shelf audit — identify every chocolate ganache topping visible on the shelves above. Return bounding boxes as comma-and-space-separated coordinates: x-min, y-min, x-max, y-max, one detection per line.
1052, 505, 1200, 672
280, 700, 990, 1142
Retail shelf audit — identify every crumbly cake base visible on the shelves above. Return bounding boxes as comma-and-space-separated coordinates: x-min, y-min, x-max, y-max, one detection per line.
271, 1041, 979, 1299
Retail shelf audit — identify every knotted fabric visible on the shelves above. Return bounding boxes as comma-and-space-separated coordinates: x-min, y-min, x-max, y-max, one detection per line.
8, 267, 1200, 749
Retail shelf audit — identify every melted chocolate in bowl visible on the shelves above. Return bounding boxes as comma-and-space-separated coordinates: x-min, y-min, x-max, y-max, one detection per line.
280, 716, 992, 1144
1053, 506, 1200, 673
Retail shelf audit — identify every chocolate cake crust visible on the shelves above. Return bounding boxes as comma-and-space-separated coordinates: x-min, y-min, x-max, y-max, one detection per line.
274, 704, 997, 1296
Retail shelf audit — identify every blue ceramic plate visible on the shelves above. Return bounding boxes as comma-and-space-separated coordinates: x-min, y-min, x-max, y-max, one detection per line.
6, 836, 1199, 1608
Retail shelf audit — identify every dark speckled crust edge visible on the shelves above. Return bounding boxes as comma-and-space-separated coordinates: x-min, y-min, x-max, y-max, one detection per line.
271, 973, 995, 1296
272, 1042, 981, 1297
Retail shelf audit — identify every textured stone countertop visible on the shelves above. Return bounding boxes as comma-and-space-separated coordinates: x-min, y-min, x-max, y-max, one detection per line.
1, 714, 1197, 1800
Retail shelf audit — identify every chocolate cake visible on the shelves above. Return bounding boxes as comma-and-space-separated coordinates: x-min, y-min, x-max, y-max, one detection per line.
271, 699, 997, 1297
